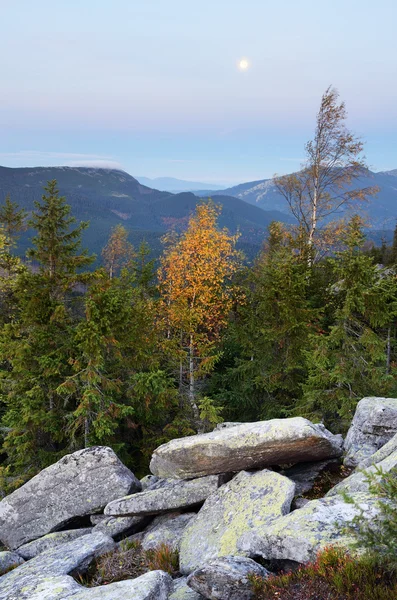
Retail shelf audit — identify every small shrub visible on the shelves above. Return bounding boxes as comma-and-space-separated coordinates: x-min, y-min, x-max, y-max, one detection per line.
83, 540, 179, 586
250, 546, 397, 600
346, 466, 397, 569
146, 543, 179, 575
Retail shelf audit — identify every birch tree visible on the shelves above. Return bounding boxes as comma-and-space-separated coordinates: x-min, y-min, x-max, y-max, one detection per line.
275, 86, 378, 263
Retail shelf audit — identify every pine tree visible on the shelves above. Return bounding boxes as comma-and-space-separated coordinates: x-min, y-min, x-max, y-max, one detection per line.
300, 215, 397, 431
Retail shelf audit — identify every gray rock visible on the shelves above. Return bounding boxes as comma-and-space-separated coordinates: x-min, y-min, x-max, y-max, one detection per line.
105, 475, 220, 517
25, 571, 173, 600
344, 397, 397, 467
169, 577, 205, 600
141, 512, 196, 551
141, 474, 162, 490
91, 515, 148, 539
179, 469, 295, 574
282, 459, 340, 495
357, 432, 397, 469
0, 446, 141, 550
16, 528, 93, 560
0, 531, 114, 600
327, 449, 397, 496
150, 417, 343, 479
0, 552, 24, 576
239, 492, 380, 564
187, 556, 270, 600
292, 497, 310, 510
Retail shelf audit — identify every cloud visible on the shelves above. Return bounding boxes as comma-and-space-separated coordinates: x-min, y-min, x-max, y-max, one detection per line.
0, 151, 124, 170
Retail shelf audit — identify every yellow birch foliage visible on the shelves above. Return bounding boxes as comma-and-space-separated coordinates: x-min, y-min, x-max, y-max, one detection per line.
158, 201, 241, 373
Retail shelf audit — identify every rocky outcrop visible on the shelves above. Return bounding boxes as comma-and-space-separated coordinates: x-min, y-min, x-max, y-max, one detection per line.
0, 447, 141, 550
91, 515, 148, 540
16, 528, 93, 560
179, 469, 295, 574
327, 449, 397, 496
344, 397, 397, 466
105, 475, 220, 517
187, 556, 270, 600
239, 492, 380, 564
141, 512, 196, 551
169, 578, 205, 599
150, 418, 343, 479
0, 552, 24, 576
23, 571, 172, 600
357, 431, 397, 469
0, 531, 114, 600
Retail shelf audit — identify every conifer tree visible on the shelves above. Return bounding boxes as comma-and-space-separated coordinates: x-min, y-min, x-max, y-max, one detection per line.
211, 221, 314, 420
0, 181, 94, 479
300, 215, 397, 430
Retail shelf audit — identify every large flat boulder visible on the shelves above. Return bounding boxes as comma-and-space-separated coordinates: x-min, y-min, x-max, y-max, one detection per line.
344, 397, 397, 466
21, 571, 172, 600
0, 531, 114, 600
16, 528, 92, 560
239, 493, 380, 564
187, 556, 270, 600
150, 418, 342, 479
179, 469, 295, 574
91, 514, 148, 540
105, 475, 220, 517
0, 446, 141, 550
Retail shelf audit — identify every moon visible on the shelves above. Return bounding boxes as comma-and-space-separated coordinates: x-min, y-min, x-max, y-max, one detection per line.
238, 58, 250, 71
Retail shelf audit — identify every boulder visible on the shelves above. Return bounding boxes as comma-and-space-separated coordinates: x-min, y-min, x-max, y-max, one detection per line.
141, 474, 162, 490
141, 512, 196, 551
0, 531, 114, 600
169, 577, 205, 599
239, 492, 380, 564
150, 417, 343, 479
23, 571, 172, 600
0, 446, 141, 550
105, 475, 220, 517
187, 556, 270, 600
16, 528, 93, 560
344, 397, 397, 466
179, 469, 295, 574
91, 515, 148, 540
0, 551, 24, 576
357, 431, 397, 469
327, 449, 397, 496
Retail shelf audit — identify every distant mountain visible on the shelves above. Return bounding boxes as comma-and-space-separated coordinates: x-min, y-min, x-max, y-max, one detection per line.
203, 170, 397, 229
136, 176, 226, 193
0, 166, 292, 262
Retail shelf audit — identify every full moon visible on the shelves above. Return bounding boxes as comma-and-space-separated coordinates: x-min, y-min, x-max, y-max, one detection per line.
238, 59, 249, 70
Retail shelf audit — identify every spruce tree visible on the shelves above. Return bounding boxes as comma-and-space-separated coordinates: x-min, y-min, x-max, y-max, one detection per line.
211, 222, 314, 421
0, 181, 94, 481
300, 215, 397, 431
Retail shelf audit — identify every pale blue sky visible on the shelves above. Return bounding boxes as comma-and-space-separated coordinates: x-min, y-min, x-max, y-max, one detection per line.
1, 0, 396, 184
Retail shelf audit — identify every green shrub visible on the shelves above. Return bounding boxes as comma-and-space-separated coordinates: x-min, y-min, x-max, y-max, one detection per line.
250, 546, 397, 600
346, 466, 397, 569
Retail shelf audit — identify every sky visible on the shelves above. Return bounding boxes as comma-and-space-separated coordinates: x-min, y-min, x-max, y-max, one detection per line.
1, 0, 397, 185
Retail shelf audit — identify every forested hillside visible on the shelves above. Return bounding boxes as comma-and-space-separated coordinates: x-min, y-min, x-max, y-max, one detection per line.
0, 166, 292, 263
